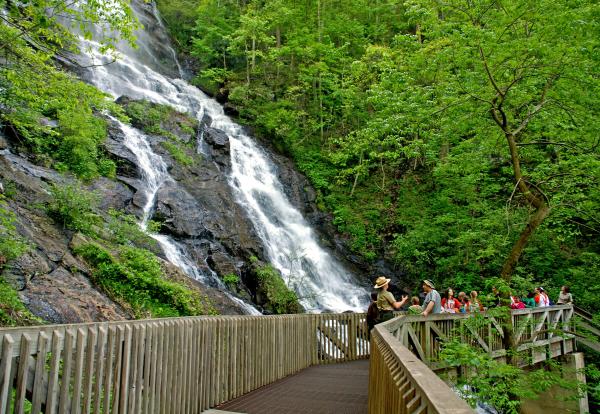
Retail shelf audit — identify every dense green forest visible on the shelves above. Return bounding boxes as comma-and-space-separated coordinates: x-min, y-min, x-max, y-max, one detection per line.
158, 0, 600, 311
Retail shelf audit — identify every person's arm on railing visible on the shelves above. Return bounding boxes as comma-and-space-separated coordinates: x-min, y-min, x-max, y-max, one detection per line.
422, 300, 435, 317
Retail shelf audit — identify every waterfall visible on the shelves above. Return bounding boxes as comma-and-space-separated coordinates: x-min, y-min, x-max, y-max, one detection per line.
77, 1, 368, 313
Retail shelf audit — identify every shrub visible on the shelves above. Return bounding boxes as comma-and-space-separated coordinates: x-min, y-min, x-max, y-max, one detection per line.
0, 277, 41, 327
223, 273, 240, 285
106, 209, 157, 247
0, 198, 29, 265
75, 243, 211, 318
123, 100, 196, 141
251, 257, 301, 314
46, 183, 100, 233
161, 141, 194, 166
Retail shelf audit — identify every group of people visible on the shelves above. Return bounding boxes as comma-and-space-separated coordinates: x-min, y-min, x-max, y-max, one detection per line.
501, 285, 573, 310
367, 276, 574, 331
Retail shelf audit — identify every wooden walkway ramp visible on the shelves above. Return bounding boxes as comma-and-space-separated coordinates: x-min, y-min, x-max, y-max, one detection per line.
0, 306, 577, 413
217, 360, 369, 414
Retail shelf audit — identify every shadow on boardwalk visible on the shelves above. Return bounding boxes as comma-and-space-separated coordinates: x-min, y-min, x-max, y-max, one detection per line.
217, 360, 369, 414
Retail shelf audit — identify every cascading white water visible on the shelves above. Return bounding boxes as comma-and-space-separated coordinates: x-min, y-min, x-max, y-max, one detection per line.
107, 117, 261, 315
77, 1, 368, 313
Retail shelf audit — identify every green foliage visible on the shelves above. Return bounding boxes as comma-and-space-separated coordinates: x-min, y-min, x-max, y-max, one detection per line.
0, 0, 136, 180
223, 273, 240, 285
123, 100, 197, 166
0, 277, 42, 327
0, 197, 37, 326
0, 198, 29, 265
75, 243, 212, 318
124, 100, 196, 138
251, 256, 301, 314
106, 209, 157, 248
161, 141, 194, 166
155, 0, 199, 52
161, 0, 600, 313
46, 183, 100, 234
441, 315, 580, 413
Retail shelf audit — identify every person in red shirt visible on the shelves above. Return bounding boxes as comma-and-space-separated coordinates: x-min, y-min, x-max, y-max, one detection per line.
510, 295, 525, 309
441, 288, 461, 313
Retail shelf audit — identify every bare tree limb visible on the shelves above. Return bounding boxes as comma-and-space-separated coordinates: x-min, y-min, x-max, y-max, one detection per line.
479, 45, 504, 99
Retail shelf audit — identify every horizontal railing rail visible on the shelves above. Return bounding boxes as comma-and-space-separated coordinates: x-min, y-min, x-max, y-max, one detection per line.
369, 305, 575, 414
0, 312, 369, 414
369, 327, 473, 414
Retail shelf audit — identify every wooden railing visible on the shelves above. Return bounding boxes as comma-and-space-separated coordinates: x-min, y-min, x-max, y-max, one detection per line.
0, 313, 369, 414
368, 305, 575, 414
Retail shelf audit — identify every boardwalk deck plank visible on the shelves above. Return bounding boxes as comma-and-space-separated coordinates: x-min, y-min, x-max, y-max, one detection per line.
217, 360, 369, 414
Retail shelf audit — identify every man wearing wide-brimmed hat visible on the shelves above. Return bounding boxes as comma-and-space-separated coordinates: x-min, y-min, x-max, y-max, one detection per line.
374, 277, 408, 323
422, 279, 441, 316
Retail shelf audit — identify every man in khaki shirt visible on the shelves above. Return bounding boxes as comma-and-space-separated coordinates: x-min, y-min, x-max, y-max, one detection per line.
374, 277, 408, 323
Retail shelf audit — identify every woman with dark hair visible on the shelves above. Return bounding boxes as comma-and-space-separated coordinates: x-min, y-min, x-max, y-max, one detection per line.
523, 291, 536, 308
557, 285, 573, 305
366, 292, 379, 333
441, 288, 461, 313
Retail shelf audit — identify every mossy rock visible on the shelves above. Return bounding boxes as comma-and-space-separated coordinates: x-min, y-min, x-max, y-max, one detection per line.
117, 97, 197, 143
250, 257, 303, 314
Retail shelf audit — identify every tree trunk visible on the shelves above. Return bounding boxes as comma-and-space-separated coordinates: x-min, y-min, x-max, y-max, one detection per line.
499, 130, 550, 281
501, 204, 551, 280
251, 37, 256, 71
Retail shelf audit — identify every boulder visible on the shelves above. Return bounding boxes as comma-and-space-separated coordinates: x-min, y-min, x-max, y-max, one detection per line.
223, 102, 239, 117
89, 177, 135, 211
22, 266, 131, 323
153, 180, 209, 238
104, 137, 140, 179
202, 126, 231, 169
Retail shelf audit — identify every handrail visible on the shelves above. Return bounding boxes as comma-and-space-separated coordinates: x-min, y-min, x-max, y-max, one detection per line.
368, 305, 575, 413
369, 326, 472, 414
0, 313, 369, 414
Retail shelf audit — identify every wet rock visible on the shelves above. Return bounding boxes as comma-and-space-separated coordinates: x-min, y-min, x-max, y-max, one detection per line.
199, 112, 212, 127
1, 151, 67, 185
39, 117, 59, 128
223, 102, 238, 117
208, 249, 242, 278
89, 177, 134, 211
104, 137, 140, 179
153, 180, 209, 238
2, 250, 53, 290
23, 266, 131, 323
271, 151, 317, 215
203, 126, 229, 148
216, 88, 228, 104
202, 126, 230, 168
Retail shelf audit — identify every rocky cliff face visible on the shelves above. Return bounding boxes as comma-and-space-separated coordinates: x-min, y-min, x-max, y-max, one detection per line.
0, 96, 315, 323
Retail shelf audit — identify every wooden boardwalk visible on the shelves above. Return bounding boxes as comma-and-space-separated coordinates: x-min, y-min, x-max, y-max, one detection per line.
217, 360, 369, 414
